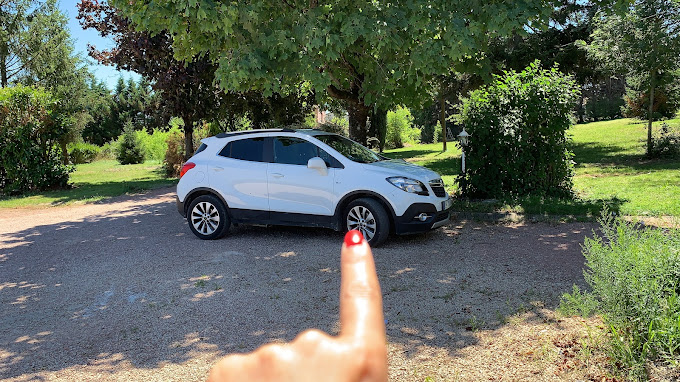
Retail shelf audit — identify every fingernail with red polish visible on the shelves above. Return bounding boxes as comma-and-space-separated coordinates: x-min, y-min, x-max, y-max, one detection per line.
344, 230, 364, 247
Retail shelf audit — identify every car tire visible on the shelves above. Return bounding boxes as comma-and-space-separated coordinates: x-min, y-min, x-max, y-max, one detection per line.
187, 195, 230, 240
345, 198, 390, 247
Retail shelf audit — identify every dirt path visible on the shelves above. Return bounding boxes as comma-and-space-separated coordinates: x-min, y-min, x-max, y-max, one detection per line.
0, 188, 608, 381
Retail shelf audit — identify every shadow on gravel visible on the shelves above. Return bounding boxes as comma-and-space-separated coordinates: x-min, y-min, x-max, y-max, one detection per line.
0, 197, 597, 380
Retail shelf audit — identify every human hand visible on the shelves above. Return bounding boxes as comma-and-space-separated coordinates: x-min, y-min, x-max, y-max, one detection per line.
207, 230, 388, 382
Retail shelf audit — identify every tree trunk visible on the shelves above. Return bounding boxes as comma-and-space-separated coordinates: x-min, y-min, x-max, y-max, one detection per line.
440, 91, 447, 151
370, 107, 388, 152
59, 139, 70, 165
347, 102, 371, 146
0, 41, 8, 88
577, 90, 585, 124
646, 71, 656, 157
184, 119, 194, 161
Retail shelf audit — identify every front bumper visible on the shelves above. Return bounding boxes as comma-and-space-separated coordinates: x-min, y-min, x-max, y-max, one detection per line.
393, 200, 452, 235
176, 196, 185, 217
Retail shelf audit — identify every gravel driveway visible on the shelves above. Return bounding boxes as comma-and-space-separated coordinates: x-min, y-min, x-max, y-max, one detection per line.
0, 188, 599, 381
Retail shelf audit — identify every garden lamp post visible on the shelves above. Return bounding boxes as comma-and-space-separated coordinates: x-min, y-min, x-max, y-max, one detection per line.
457, 128, 470, 173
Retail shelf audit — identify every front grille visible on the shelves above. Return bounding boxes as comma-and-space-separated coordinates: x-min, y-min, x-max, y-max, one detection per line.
429, 179, 446, 197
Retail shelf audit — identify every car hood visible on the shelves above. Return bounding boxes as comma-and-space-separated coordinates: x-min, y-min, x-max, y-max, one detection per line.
362, 160, 441, 181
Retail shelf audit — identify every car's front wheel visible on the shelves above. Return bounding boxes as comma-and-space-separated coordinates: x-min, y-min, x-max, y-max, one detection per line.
187, 195, 230, 240
345, 198, 390, 247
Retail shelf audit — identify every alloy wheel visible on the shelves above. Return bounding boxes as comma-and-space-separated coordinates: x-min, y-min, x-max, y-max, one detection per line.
346, 205, 377, 241
191, 201, 220, 236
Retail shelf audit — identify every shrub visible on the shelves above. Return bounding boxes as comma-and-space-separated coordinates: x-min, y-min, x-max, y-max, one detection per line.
648, 123, 680, 159
67, 142, 101, 164
116, 121, 145, 165
386, 106, 419, 149
457, 61, 579, 198
623, 73, 680, 121
0, 85, 72, 195
163, 122, 212, 177
98, 141, 117, 160
420, 122, 441, 144
164, 129, 185, 177
135, 129, 170, 162
561, 213, 680, 380
584, 96, 624, 122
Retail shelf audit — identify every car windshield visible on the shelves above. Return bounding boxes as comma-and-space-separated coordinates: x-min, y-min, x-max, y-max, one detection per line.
314, 135, 382, 163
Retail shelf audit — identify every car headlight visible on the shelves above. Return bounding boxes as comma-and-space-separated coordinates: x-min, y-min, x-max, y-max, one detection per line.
387, 177, 428, 195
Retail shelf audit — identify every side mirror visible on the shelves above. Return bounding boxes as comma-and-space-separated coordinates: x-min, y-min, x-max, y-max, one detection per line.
307, 157, 328, 176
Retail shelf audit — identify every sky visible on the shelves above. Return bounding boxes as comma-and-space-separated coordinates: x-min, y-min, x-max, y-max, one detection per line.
58, 0, 140, 90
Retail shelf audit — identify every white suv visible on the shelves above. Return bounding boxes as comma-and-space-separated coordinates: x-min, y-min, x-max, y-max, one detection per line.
176, 129, 452, 246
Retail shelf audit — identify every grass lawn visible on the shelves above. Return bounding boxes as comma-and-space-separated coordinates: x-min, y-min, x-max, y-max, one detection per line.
383, 117, 680, 217
0, 160, 176, 208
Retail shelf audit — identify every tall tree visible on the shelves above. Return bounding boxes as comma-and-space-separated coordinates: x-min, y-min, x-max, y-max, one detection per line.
0, 0, 30, 87
78, 0, 312, 158
2, 0, 93, 163
588, 0, 680, 156
109, 0, 570, 145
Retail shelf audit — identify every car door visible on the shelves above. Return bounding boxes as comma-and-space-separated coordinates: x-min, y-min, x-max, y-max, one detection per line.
267, 136, 339, 219
209, 136, 269, 222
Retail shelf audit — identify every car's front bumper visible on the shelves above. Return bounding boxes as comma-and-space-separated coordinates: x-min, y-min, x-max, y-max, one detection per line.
393, 199, 452, 235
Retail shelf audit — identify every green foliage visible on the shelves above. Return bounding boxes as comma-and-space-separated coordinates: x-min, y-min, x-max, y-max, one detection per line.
111, 0, 584, 143
588, 0, 680, 155
0, 85, 71, 195
116, 121, 145, 165
317, 122, 349, 136
386, 106, 419, 149
623, 73, 680, 121
584, 94, 625, 122
561, 213, 680, 379
163, 123, 212, 177
98, 141, 117, 160
457, 62, 579, 198
558, 285, 599, 318
135, 129, 171, 161
163, 129, 184, 178
420, 122, 441, 144
648, 123, 680, 159
67, 142, 101, 164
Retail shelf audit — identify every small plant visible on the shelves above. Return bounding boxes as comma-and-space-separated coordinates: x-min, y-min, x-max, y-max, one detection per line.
67, 142, 101, 164
386, 106, 420, 149
560, 211, 680, 380
116, 121, 145, 165
648, 122, 680, 159
194, 280, 207, 288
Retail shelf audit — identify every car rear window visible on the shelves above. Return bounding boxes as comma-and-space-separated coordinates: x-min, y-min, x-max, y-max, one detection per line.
193, 143, 208, 156
218, 137, 265, 162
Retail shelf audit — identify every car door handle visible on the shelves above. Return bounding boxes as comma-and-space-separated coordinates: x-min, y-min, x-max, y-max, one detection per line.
271, 173, 284, 178
214, 166, 224, 172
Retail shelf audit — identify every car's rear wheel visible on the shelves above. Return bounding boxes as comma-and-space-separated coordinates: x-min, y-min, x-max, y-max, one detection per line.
345, 198, 389, 247
187, 195, 230, 240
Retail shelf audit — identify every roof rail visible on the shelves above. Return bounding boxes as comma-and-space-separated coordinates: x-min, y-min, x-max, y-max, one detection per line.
214, 128, 298, 139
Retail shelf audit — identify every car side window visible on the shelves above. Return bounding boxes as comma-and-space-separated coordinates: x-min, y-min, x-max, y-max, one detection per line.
273, 137, 342, 167
218, 137, 265, 162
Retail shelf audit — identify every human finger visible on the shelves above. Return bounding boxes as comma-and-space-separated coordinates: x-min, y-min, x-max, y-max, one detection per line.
339, 230, 385, 343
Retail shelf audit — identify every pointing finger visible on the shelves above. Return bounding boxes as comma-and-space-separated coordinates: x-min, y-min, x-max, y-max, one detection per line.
339, 230, 385, 344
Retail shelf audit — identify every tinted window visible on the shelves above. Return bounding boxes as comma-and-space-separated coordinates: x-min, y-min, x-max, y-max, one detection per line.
274, 137, 319, 165
314, 135, 381, 163
218, 137, 265, 162
193, 143, 208, 156
273, 137, 342, 167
